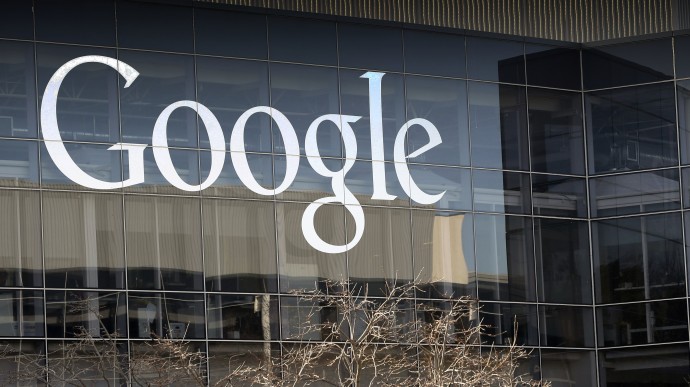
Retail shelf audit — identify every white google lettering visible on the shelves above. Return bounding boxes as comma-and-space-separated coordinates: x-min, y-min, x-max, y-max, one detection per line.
40, 55, 446, 254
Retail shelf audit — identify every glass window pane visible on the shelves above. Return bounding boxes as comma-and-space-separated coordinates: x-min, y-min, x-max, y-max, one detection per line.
589, 169, 680, 217
338, 23, 403, 72
0, 1, 33, 40
403, 30, 465, 78
207, 295, 278, 340
0, 190, 42, 287
270, 64, 340, 157
0, 290, 43, 337
196, 57, 271, 152
0, 41, 37, 139
539, 306, 594, 347
593, 212, 685, 303
528, 88, 585, 175
535, 218, 592, 304
541, 350, 597, 387
203, 199, 277, 293
597, 301, 688, 347
43, 192, 124, 289
125, 196, 203, 291
413, 211, 475, 298
45, 291, 125, 338
468, 82, 529, 170
405, 76, 469, 166
41, 142, 122, 191
128, 292, 205, 339
583, 38, 673, 90
345, 160, 408, 207
408, 164, 472, 211
275, 156, 342, 202
201, 151, 272, 199
339, 69, 406, 161
675, 34, 690, 79
116, 1, 193, 53
532, 174, 587, 218
209, 342, 280, 385
276, 202, 347, 292
525, 44, 581, 90
268, 16, 336, 65
586, 82, 677, 174
473, 170, 531, 215
347, 207, 412, 296
0, 139, 39, 188
119, 50, 197, 148
676, 79, 690, 164
37, 44, 120, 143
194, 9, 267, 59
474, 214, 535, 302
35, 0, 116, 46
123, 147, 199, 196
466, 37, 524, 83
480, 302, 538, 345
599, 345, 690, 386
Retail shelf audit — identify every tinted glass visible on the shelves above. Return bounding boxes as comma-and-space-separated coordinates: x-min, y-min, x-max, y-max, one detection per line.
270, 64, 340, 157
480, 303, 538, 345
268, 16, 337, 65
37, 44, 119, 143
583, 38, 673, 90
676, 79, 690, 164
0, 190, 42, 288
473, 170, 531, 214
535, 218, 592, 304
43, 192, 125, 289
403, 30, 465, 77
45, 291, 125, 338
196, 57, 271, 152
468, 82, 529, 170
675, 34, 690, 79
0, 290, 43, 337
599, 345, 690, 386
474, 214, 535, 301
35, 0, 116, 46
528, 88, 585, 175
202, 199, 277, 293
525, 44, 581, 90
597, 300, 688, 347
405, 76, 469, 166
589, 169, 680, 217
466, 37, 524, 83
338, 23, 403, 72
125, 196, 203, 291
586, 82, 677, 174
119, 51, 197, 147
345, 160, 409, 207
194, 9, 267, 59
128, 292, 205, 339
123, 147, 198, 196
542, 350, 597, 387
207, 295, 279, 340
407, 164, 472, 210
41, 142, 122, 191
532, 174, 587, 218
593, 212, 685, 303
413, 211, 475, 298
275, 156, 341, 202
0, 1, 34, 40
117, 1, 193, 53
539, 306, 594, 347
201, 152, 273, 199
0, 139, 39, 188
0, 41, 37, 139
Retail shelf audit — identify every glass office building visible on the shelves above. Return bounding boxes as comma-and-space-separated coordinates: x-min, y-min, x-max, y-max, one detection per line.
0, 0, 688, 385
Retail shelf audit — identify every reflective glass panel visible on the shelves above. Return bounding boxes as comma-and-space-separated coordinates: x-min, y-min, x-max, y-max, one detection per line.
275, 156, 342, 202
0, 139, 39, 188
586, 82, 677, 174
125, 196, 203, 291
541, 350, 597, 387
0, 190, 42, 287
676, 79, 690, 164
123, 147, 199, 196
539, 306, 594, 347
207, 295, 279, 340
531, 174, 587, 218
194, 9, 267, 59
599, 345, 690, 386
116, 1, 193, 53
43, 192, 125, 289
474, 214, 535, 301
201, 151, 273, 199
0, 41, 37, 138
412, 211, 475, 298
209, 342, 280, 385
525, 44, 581, 90
480, 302, 539, 345
468, 82, 529, 170
128, 292, 205, 339
403, 30, 465, 77
593, 212, 685, 303
597, 300, 688, 347
675, 35, 690, 79
41, 142, 122, 191
473, 170, 531, 215
528, 88, 585, 175
407, 164, 472, 211
345, 160, 408, 207
0, 1, 33, 40
268, 16, 337, 65
0, 290, 43, 338
535, 218, 592, 304
583, 38, 673, 90
338, 23, 403, 72
45, 291, 125, 339
405, 75, 469, 166
203, 199, 277, 293
589, 169, 680, 217
466, 37, 524, 84
35, 0, 116, 46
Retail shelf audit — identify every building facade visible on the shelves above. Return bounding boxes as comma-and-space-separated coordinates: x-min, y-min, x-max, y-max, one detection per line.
0, 0, 689, 385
